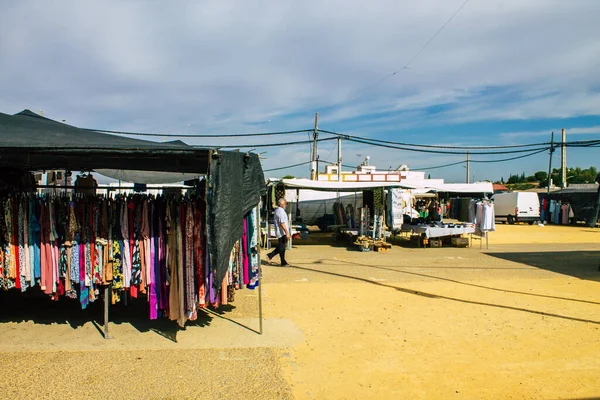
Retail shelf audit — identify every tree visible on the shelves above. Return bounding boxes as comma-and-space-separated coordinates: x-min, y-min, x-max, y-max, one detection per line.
534, 171, 548, 182
282, 175, 295, 179
507, 174, 519, 184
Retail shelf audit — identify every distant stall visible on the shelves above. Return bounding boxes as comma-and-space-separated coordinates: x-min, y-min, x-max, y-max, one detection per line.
392, 182, 495, 248
278, 178, 419, 252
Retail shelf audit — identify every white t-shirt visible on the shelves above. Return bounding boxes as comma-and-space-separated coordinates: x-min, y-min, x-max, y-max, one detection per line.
273, 207, 289, 238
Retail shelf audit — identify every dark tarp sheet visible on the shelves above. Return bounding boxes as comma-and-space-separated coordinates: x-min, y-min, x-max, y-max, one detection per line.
207, 151, 266, 290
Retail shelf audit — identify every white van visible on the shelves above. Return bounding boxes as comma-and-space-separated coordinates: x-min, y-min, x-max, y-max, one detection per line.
491, 192, 540, 224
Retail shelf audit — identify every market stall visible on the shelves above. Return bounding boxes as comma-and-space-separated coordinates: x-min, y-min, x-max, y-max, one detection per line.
0, 110, 266, 336
280, 178, 419, 251
391, 182, 495, 248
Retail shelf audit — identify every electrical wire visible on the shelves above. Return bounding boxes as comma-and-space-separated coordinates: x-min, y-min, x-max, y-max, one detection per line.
211, 136, 337, 149
413, 160, 467, 170
319, 129, 551, 150
344, 136, 550, 155
400, 148, 549, 171
470, 148, 549, 163
329, 0, 471, 106
85, 128, 314, 138
264, 161, 311, 172
267, 145, 547, 175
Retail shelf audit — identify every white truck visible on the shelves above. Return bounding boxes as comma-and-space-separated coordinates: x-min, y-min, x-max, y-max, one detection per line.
491, 192, 540, 224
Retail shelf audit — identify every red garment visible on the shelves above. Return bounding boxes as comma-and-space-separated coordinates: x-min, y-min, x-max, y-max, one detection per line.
13, 199, 20, 289
42, 203, 54, 295
128, 200, 135, 269
194, 199, 205, 308
39, 203, 47, 290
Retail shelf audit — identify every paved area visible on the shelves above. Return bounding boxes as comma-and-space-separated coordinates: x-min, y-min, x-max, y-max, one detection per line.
0, 225, 599, 399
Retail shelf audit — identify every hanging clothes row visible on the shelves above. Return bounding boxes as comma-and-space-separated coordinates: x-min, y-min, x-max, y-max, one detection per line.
266, 182, 286, 211
469, 199, 496, 232
0, 193, 259, 327
541, 198, 574, 225
448, 198, 472, 222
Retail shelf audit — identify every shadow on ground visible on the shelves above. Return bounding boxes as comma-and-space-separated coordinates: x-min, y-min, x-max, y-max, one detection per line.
0, 289, 239, 341
485, 251, 600, 281
290, 257, 600, 326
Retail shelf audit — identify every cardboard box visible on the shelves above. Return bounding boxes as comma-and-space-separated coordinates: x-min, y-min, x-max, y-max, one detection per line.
451, 237, 469, 247
430, 239, 442, 248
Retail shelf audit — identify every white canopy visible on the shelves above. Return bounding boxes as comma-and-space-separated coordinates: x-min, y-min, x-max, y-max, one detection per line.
281, 178, 421, 192
96, 169, 202, 184
429, 182, 494, 194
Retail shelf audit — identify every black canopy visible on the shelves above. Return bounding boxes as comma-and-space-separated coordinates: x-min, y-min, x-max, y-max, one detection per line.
0, 110, 210, 173
0, 110, 266, 291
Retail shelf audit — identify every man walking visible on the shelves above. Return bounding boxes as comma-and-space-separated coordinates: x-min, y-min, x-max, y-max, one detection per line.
267, 198, 291, 267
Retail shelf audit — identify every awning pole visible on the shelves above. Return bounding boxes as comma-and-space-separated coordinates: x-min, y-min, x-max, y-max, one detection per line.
103, 283, 113, 339
257, 201, 263, 335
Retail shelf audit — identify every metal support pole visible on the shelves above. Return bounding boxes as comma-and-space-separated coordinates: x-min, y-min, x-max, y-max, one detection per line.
258, 263, 263, 335
256, 201, 263, 335
547, 132, 555, 195
103, 284, 113, 339
337, 136, 342, 182
311, 113, 319, 180
466, 151, 470, 184
561, 128, 567, 188
287, 201, 292, 250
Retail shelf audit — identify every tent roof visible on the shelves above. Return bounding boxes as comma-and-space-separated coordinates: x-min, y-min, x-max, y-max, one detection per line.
281, 178, 420, 191
0, 110, 211, 173
429, 182, 494, 194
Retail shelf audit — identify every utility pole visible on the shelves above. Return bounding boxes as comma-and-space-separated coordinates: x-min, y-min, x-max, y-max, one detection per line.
337, 136, 343, 182
465, 151, 470, 184
310, 113, 319, 180
560, 128, 567, 188
547, 132, 555, 194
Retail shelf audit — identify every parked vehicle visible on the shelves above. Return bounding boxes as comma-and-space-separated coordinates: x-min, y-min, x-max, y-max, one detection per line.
491, 192, 540, 224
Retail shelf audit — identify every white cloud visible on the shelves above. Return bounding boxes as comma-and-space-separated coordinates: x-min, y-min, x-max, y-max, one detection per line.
0, 0, 599, 181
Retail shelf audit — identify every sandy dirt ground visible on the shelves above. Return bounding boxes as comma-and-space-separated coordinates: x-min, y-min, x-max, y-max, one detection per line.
1, 224, 599, 399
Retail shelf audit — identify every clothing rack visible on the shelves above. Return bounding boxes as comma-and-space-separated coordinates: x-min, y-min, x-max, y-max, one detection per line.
35, 184, 194, 190
0, 191, 264, 339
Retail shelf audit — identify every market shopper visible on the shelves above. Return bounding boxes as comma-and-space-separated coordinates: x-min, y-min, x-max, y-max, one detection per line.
267, 198, 291, 267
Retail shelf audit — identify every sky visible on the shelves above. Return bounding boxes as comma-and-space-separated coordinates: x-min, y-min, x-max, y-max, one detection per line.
1, 0, 599, 183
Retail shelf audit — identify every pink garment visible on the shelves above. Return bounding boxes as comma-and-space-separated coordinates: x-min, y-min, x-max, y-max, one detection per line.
242, 219, 249, 285
52, 241, 59, 292
120, 201, 131, 287
42, 204, 54, 295
149, 203, 157, 320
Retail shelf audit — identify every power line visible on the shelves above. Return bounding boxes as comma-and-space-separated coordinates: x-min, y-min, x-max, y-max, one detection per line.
332, 0, 471, 106
319, 129, 551, 150
470, 148, 549, 163
266, 146, 547, 175
403, 148, 549, 171
344, 136, 550, 155
414, 160, 467, 170
213, 136, 337, 149
264, 161, 311, 172
85, 128, 314, 138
